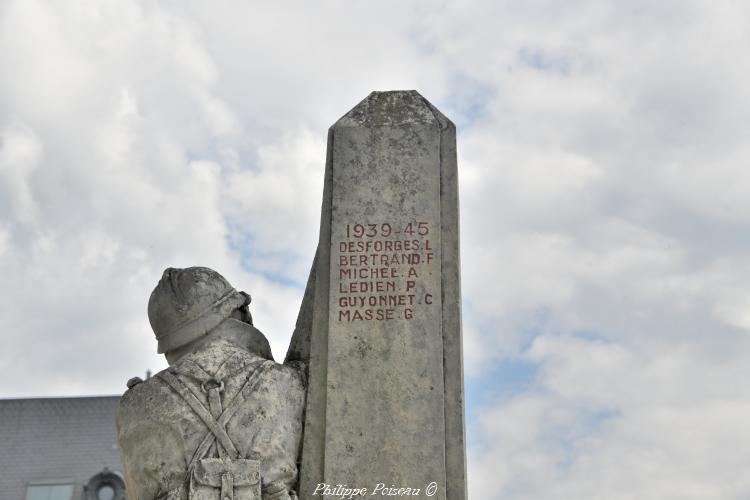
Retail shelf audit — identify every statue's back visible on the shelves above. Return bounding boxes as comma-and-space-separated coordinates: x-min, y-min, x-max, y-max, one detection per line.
117, 327, 305, 500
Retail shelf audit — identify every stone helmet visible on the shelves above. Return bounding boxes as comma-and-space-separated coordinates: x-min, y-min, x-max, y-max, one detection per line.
148, 267, 250, 353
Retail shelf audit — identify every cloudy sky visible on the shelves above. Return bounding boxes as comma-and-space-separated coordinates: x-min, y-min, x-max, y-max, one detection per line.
2, 0, 750, 498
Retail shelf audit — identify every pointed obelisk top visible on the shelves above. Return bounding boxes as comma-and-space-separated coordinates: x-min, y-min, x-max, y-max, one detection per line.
334, 90, 454, 129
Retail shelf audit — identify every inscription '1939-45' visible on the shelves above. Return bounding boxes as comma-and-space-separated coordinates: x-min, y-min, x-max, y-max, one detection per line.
335, 221, 436, 322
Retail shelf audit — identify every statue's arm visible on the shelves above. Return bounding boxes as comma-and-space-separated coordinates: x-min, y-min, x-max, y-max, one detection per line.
117, 384, 186, 500
117, 393, 160, 500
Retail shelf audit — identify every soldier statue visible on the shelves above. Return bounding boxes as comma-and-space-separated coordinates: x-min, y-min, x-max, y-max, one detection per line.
117, 267, 306, 500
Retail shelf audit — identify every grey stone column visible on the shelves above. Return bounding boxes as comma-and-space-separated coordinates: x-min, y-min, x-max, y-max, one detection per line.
287, 91, 466, 500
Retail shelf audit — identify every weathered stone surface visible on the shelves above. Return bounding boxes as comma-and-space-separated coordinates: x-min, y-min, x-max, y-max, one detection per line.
288, 91, 466, 499
118, 267, 305, 500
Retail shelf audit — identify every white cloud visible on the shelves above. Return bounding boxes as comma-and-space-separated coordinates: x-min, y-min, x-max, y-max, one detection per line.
0, 125, 43, 224
470, 333, 750, 499
1, 0, 750, 498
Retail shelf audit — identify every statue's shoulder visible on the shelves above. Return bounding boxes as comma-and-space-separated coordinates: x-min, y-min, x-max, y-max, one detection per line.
118, 368, 174, 423
260, 360, 306, 396
281, 359, 307, 386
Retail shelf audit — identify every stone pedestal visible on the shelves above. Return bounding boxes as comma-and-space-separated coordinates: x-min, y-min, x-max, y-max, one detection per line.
287, 91, 466, 500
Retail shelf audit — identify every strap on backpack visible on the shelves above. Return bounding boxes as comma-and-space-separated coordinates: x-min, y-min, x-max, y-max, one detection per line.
157, 359, 275, 479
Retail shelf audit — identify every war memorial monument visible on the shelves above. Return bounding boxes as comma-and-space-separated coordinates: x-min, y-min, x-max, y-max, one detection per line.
117, 91, 467, 500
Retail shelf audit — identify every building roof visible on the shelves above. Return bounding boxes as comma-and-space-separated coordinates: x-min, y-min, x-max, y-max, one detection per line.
0, 395, 123, 500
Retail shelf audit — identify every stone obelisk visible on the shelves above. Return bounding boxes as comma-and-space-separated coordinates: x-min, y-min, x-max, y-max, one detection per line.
287, 90, 466, 500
